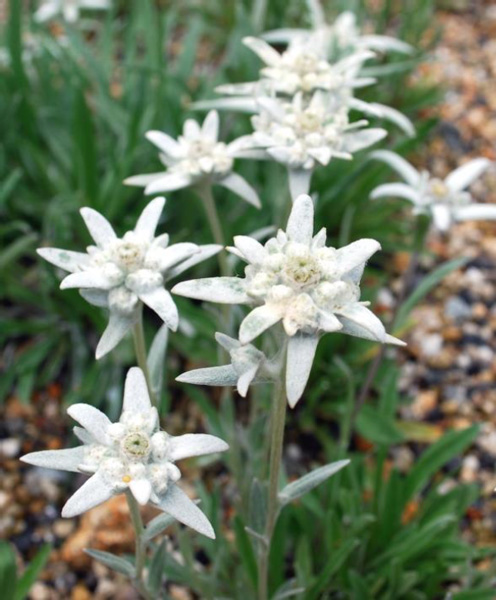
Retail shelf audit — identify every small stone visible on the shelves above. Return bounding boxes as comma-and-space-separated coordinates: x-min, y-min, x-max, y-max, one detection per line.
460, 455, 480, 483
29, 582, 51, 600
392, 447, 414, 472
71, 584, 92, 600
472, 302, 489, 320
53, 519, 75, 538
445, 296, 472, 322
443, 325, 462, 341
419, 333, 443, 358
410, 390, 439, 419
477, 431, 496, 456
0, 438, 21, 458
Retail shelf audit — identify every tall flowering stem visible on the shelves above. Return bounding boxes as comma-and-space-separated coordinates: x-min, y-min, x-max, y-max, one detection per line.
132, 308, 156, 409
258, 342, 288, 600
126, 491, 152, 600
195, 184, 230, 277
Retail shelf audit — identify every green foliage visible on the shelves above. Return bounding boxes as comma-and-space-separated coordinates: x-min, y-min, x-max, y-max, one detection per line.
0, 542, 52, 600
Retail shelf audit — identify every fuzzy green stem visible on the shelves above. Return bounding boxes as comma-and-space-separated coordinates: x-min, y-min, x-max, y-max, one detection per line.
258, 346, 288, 600
196, 184, 229, 278
126, 491, 152, 600
132, 310, 157, 409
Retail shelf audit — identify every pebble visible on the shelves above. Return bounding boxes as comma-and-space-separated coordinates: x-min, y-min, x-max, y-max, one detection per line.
0, 438, 21, 458
419, 333, 444, 358
30, 582, 52, 600
477, 432, 496, 457
460, 455, 480, 483
445, 296, 472, 322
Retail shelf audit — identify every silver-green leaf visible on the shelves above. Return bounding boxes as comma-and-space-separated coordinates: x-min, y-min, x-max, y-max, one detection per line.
84, 549, 135, 577
142, 512, 176, 542
278, 459, 350, 505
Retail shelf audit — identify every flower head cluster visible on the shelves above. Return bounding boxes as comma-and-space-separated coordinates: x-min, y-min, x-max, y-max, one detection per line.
216, 37, 375, 98
124, 111, 260, 208
243, 92, 386, 196
21, 368, 228, 538
173, 195, 404, 406
35, 0, 110, 23
370, 151, 495, 232
177, 333, 276, 397
263, 6, 413, 59
38, 197, 220, 358
192, 32, 413, 197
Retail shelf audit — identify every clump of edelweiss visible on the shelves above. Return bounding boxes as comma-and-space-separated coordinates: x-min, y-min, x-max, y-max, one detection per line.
370, 151, 495, 232
35, 0, 110, 23
38, 197, 220, 358
21, 368, 228, 538
124, 111, 260, 208
173, 194, 404, 406
243, 91, 387, 196
177, 332, 277, 397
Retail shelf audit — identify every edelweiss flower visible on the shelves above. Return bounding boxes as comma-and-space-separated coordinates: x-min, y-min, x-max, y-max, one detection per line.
177, 333, 276, 397
124, 111, 260, 208
241, 92, 387, 196
263, 5, 413, 58
173, 195, 404, 406
38, 197, 220, 358
35, 0, 110, 23
370, 151, 495, 232
216, 36, 375, 98
21, 368, 228, 538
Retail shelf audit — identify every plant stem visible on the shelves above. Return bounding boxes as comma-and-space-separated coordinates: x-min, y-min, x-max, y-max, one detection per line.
196, 184, 229, 277
132, 309, 157, 408
258, 345, 288, 600
126, 491, 152, 600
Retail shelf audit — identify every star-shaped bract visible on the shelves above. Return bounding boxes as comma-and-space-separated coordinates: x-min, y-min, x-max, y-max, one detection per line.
370, 151, 495, 232
38, 197, 220, 358
21, 368, 228, 538
173, 195, 404, 406
176, 332, 274, 397
35, 0, 110, 23
124, 111, 260, 208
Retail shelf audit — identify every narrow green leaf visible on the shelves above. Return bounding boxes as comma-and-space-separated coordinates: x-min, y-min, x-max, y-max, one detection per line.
249, 478, 267, 535
84, 549, 135, 577
0, 542, 17, 600
0, 234, 37, 270
395, 257, 468, 329
278, 460, 350, 505
356, 404, 404, 446
147, 324, 169, 403
307, 539, 360, 600
148, 540, 167, 596
403, 426, 479, 503
233, 516, 258, 589
15, 544, 52, 600
143, 513, 176, 542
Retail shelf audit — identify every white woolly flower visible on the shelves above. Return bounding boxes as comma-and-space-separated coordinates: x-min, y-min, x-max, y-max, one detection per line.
21, 368, 228, 538
240, 92, 387, 197
172, 195, 405, 407
37, 197, 221, 359
35, 0, 110, 23
176, 332, 277, 397
369, 151, 495, 232
215, 36, 375, 99
124, 111, 260, 208
262, 5, 413, 58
